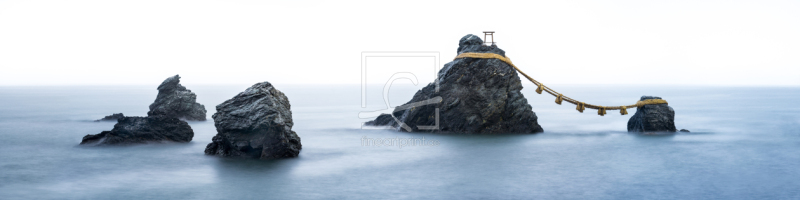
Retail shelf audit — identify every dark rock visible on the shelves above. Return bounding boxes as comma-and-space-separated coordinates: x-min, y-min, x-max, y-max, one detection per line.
364, 114, 397, 126
627, 96, 677, 132
95, 113, 125, 122
147, 75, 207, 121
204, 82, 302, 159
680, 129, 690, 132
457, 34, 506, 56
81, 116, 194, 145
366, 34, 543, 134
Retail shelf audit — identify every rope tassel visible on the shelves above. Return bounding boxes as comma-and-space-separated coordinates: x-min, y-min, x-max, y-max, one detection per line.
620, 106, 628, 115
555, 94, 563, 105
598, 107, 607, 116
576, 102, 585, 113
536, 84, 544, 94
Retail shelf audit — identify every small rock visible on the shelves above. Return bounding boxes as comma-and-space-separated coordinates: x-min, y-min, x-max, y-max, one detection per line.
204, 81, 302, 159
147, 75, 207, 121
627, 96, 677, 132
679, 129, 690, 132
95, 113, 125, 122
364, 114, 397, 127
81, 116, 194, 145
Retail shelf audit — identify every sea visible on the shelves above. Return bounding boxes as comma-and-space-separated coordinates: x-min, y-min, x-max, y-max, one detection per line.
0, 84, 798, 199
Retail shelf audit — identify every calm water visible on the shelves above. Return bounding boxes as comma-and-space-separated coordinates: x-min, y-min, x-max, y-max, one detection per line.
0, 84, 799, 199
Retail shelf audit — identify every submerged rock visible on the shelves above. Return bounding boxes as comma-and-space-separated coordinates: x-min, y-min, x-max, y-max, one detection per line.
147, 75, 207, 121
95, 113, 125, 122
365, 114, 397, 127
627, 96, 677, 133
366, 34, 543, 134
81, 116, 194, 145
204, 82, 302, 159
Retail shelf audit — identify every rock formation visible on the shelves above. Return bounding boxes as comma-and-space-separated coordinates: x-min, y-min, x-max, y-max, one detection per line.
627, 96, 677, 132
95, 113, 125, 122
204, 82, 302, 159
365, 34, 543, 134
81, 115, 194, 145
147, 75, 207, 121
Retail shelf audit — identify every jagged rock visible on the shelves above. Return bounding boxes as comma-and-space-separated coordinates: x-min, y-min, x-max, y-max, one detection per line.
81, 116, 194, 145
366, 34, 543, 134
457, 34, 506, 56
95, 113, 125, 122
204, 82, 302, 159
627, 96, 677, 132
147, 75, 207, 121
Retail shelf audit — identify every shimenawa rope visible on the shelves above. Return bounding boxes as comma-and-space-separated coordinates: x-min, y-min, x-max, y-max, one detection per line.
454, 52, 668, 116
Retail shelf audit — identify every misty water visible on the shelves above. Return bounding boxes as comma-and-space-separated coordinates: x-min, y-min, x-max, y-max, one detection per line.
1, 84, 799, 199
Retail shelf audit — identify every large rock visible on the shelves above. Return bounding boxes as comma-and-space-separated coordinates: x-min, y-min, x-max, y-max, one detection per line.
204, 82, 302, 159
147, 75, 207, 121
366, 34, 543, 134
81, 116, 194, 145
627, 96, 677, 132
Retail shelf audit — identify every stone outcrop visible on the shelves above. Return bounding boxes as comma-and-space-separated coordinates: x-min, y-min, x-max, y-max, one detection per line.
95, 113, 125, 122
627, 96, 677, 133
204, 82, 302, 159
365, 34, 543, 134
147, 75, 207, 121
81, 116, 194, 145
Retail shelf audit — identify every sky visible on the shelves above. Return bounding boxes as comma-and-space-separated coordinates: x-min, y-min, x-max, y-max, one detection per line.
0, 0, 798, 86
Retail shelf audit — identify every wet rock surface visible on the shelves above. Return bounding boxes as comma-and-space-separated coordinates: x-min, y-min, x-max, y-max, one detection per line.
366, 34, 543, 134
627, 96, 677, 133
95, 113, 125, 122
147, 75, 207, 121
81, 116, 194, 145
204, 82, 302, 159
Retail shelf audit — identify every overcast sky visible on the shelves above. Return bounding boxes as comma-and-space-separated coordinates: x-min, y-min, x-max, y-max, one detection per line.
1, 0, 798, 86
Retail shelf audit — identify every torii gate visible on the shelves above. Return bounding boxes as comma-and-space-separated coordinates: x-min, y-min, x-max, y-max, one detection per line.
483, 31, 495, 45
